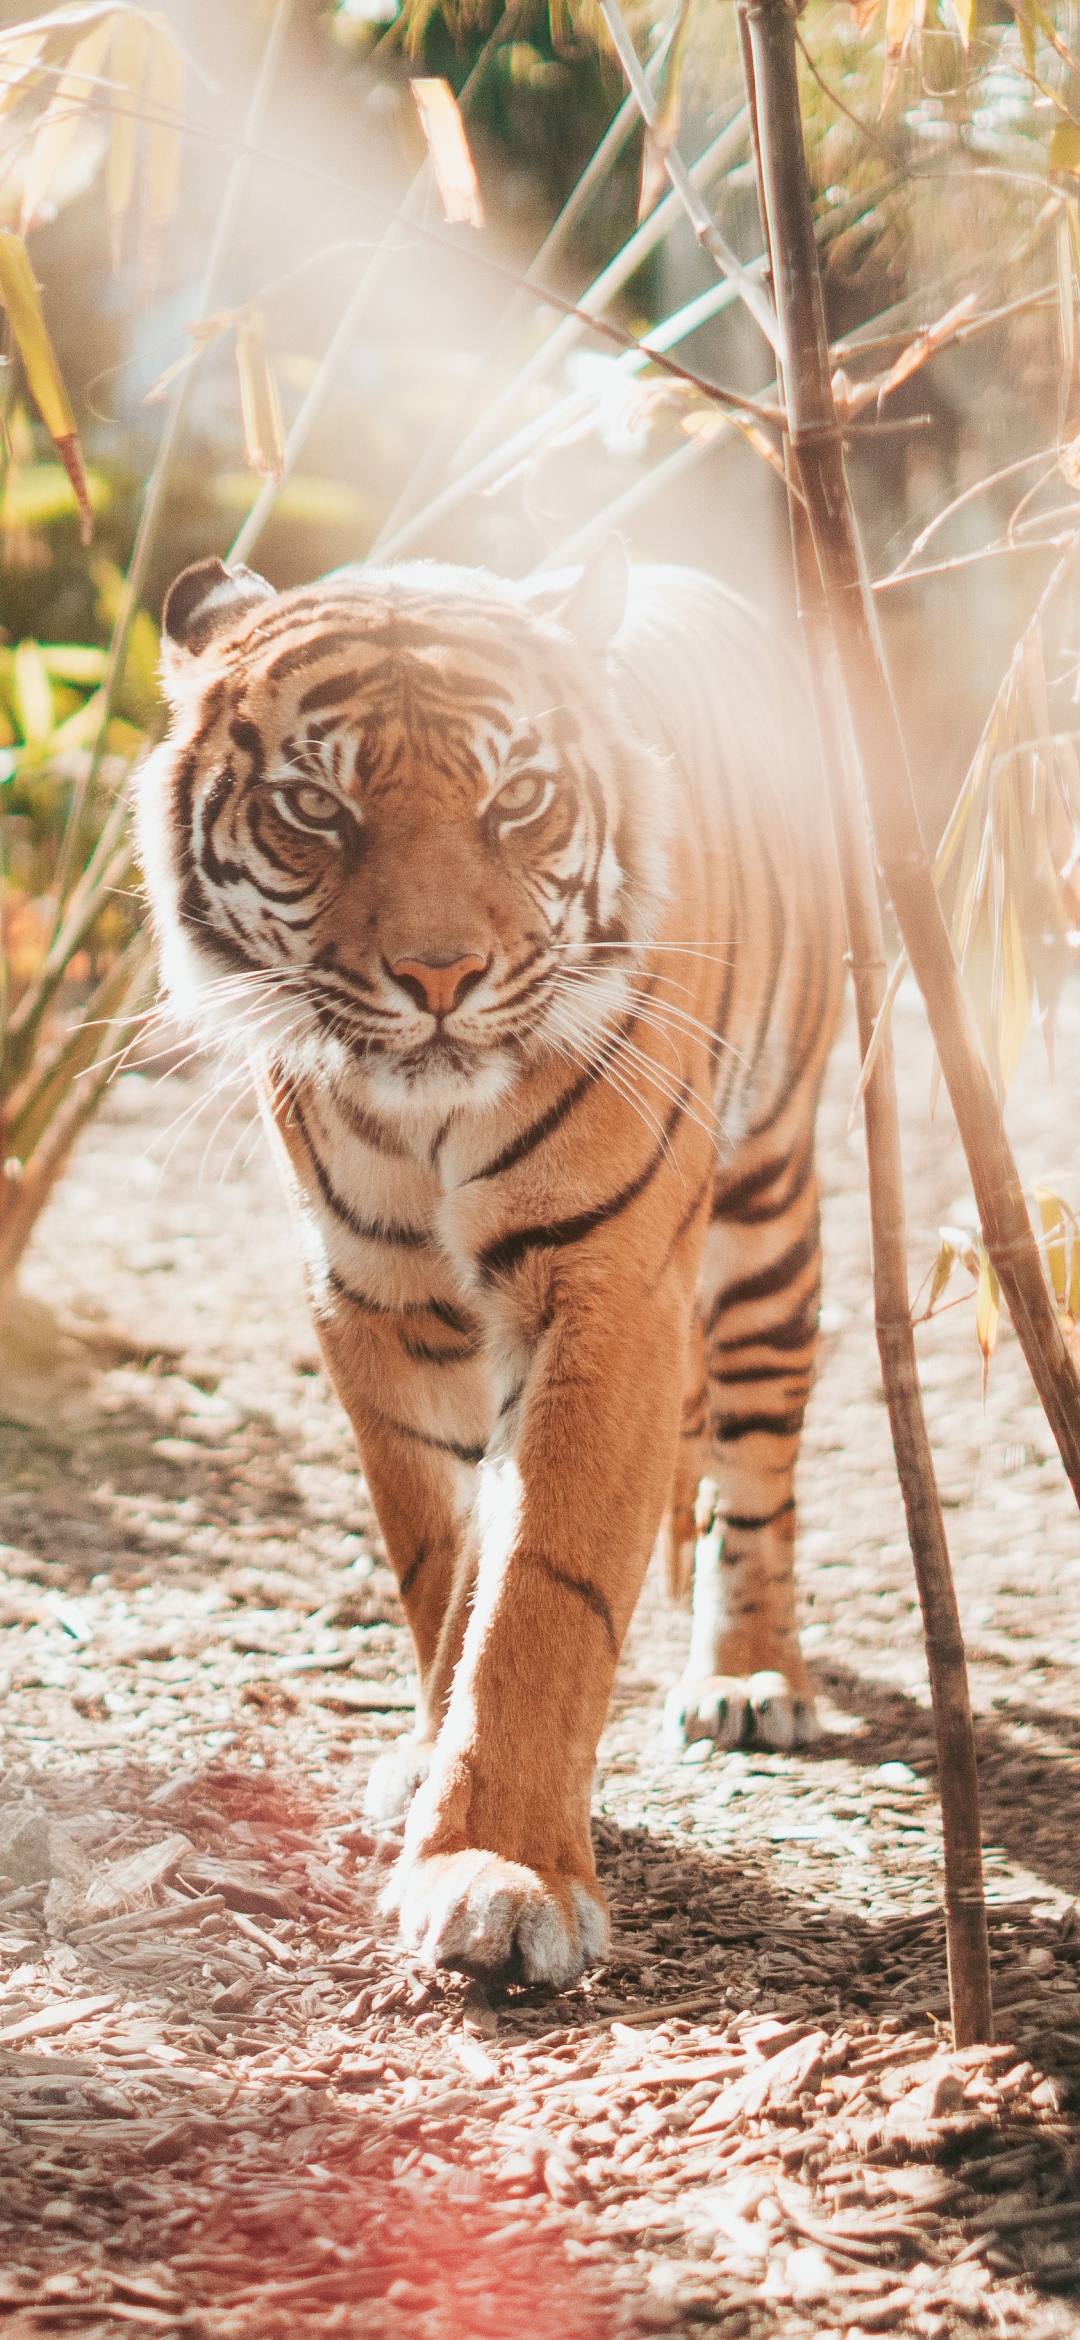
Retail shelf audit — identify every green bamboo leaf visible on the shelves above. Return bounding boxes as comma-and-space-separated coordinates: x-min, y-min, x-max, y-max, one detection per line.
41, 644, 106, 685
13, 638, 53, 750
0, 233, 94, 544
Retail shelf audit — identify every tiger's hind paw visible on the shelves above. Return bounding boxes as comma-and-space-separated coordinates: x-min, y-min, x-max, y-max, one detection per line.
384, 1847, 609, 1988
663, 1670, 820, 1755
363, 1736, 433, 1825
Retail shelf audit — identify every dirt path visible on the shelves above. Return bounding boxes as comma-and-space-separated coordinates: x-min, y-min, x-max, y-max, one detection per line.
0, 989, 1079, 2337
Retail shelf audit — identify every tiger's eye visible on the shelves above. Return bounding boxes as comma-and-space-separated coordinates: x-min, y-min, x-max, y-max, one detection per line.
497, 774, 544, 816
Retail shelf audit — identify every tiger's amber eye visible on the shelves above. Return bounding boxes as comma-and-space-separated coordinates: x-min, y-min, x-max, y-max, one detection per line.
497, 774, 543, 815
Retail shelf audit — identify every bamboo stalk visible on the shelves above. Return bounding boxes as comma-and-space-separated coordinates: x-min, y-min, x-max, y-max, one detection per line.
735, 0, 1054, 2045
739, 0, 1080, 1508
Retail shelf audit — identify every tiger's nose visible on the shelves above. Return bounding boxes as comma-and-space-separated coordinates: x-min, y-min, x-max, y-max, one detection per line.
387, 953, 490, 1017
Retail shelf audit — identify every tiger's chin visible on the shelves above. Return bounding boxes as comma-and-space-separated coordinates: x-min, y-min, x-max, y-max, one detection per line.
359, 1040, 519, 1122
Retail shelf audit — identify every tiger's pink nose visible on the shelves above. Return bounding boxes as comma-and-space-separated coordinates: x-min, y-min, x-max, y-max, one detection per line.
388, 953, 489, 1017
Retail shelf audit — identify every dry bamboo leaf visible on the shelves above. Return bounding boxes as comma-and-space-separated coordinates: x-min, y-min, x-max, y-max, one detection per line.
881, 0, 923, 106
0, 230, 93, 544
106, 10, 147, 273
1068, 1224, 1080, 1322
1035, 1185, 1069, 1303
638, 0, 690, 223
235, 308, 285, 482
140, 15, 184, 295
926, 1236, 958, 1315
143, 309, 232, 405
975, 1247, 1000, 1392
1058, 209, 1076, 380
850, 0, 882, 27
1050, 117, 1080, 188
409, 77, 484, 229
20, 14, 114, 236
1015, 0, 1037, 76
952, 0, 976, 46
0, 30, 46, 116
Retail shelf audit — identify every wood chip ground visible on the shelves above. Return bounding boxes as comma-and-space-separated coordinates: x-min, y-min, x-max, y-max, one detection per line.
1, 990, 1080, 2337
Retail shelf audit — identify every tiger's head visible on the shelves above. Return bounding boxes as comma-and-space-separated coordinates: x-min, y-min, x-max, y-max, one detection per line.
137, 544, 670, 1123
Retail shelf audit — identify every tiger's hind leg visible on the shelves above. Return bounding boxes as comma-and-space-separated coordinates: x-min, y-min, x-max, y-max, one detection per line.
664, 1133, 823, 1754
657, 1308, 706, 1604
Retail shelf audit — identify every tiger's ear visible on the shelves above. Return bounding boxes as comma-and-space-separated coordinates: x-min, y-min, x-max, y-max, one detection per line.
161, 558, 276, 689
526, 533, 629, 655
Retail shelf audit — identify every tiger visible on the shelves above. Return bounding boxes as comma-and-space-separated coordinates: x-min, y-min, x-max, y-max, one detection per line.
135, 539, 845, 1990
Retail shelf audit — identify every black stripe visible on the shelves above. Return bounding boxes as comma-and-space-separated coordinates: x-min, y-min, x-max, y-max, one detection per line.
710, 1293, 820, 1356
399, 1548, 426, 1599
398, 1332, 480, 1365
298, 671, 365, 713
715, 1412, 804, 1443
479, 1088, 686, 1282
327, 1270, 474, 1333
530, 1555, 616, 1655
383, 1416, 485, 1464
469, 1012, 636, 1185
705, 1226, 819, 1333
293, 1100, 430, 1249
721, 1498, 796, 1531
714, 1139, 812, 1226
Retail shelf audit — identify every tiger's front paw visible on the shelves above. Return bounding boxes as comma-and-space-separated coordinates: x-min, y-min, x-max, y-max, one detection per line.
664, 1669, 819, 1754
384, 1847, 609, 1988
363, 1735, 434, 1824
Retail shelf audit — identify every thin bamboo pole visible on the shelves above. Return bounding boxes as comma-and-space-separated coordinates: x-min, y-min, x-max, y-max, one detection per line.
740, 2, 1080, 1502
737, 1, 994, 2044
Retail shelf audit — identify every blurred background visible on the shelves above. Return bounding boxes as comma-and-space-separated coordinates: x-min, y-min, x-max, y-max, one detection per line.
2, 0, 1079, 1278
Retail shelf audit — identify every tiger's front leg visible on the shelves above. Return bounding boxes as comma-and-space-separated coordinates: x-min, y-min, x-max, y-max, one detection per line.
383, 1283, 691, 1988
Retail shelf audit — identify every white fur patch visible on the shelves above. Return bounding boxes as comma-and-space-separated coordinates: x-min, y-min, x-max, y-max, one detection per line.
363, 1738, 433, 1824
387, 1848, 601, 1986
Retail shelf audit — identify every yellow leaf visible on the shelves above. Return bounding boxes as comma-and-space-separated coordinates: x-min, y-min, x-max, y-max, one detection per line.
0, 231, 93, 545
409, 78, 484, 229
927, 1237, 957, 1314
141, 17, 184, 293
885, 0, 918, 57
975, 1246, 1000, 1394
850, 0, 882, 27
106, 12, 147, 273
1035, 1184, 1068, 1302
20, 16, 114, 236
952, 0, 975, 46
1069, 1228, 1080, 1324
13, 637, 53, 750
235, 309, 285, 483
1015, 0, 1036, 75
1050, 118, 1080, 185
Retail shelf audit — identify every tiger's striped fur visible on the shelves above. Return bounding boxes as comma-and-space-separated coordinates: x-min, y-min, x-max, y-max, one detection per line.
137, 544, 845, 1987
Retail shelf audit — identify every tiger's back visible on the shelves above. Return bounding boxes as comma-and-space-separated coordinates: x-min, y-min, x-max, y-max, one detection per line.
138, 544, 844, 1987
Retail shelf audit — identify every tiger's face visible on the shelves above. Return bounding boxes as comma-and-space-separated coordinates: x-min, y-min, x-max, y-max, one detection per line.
138, 550, 668, 1123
